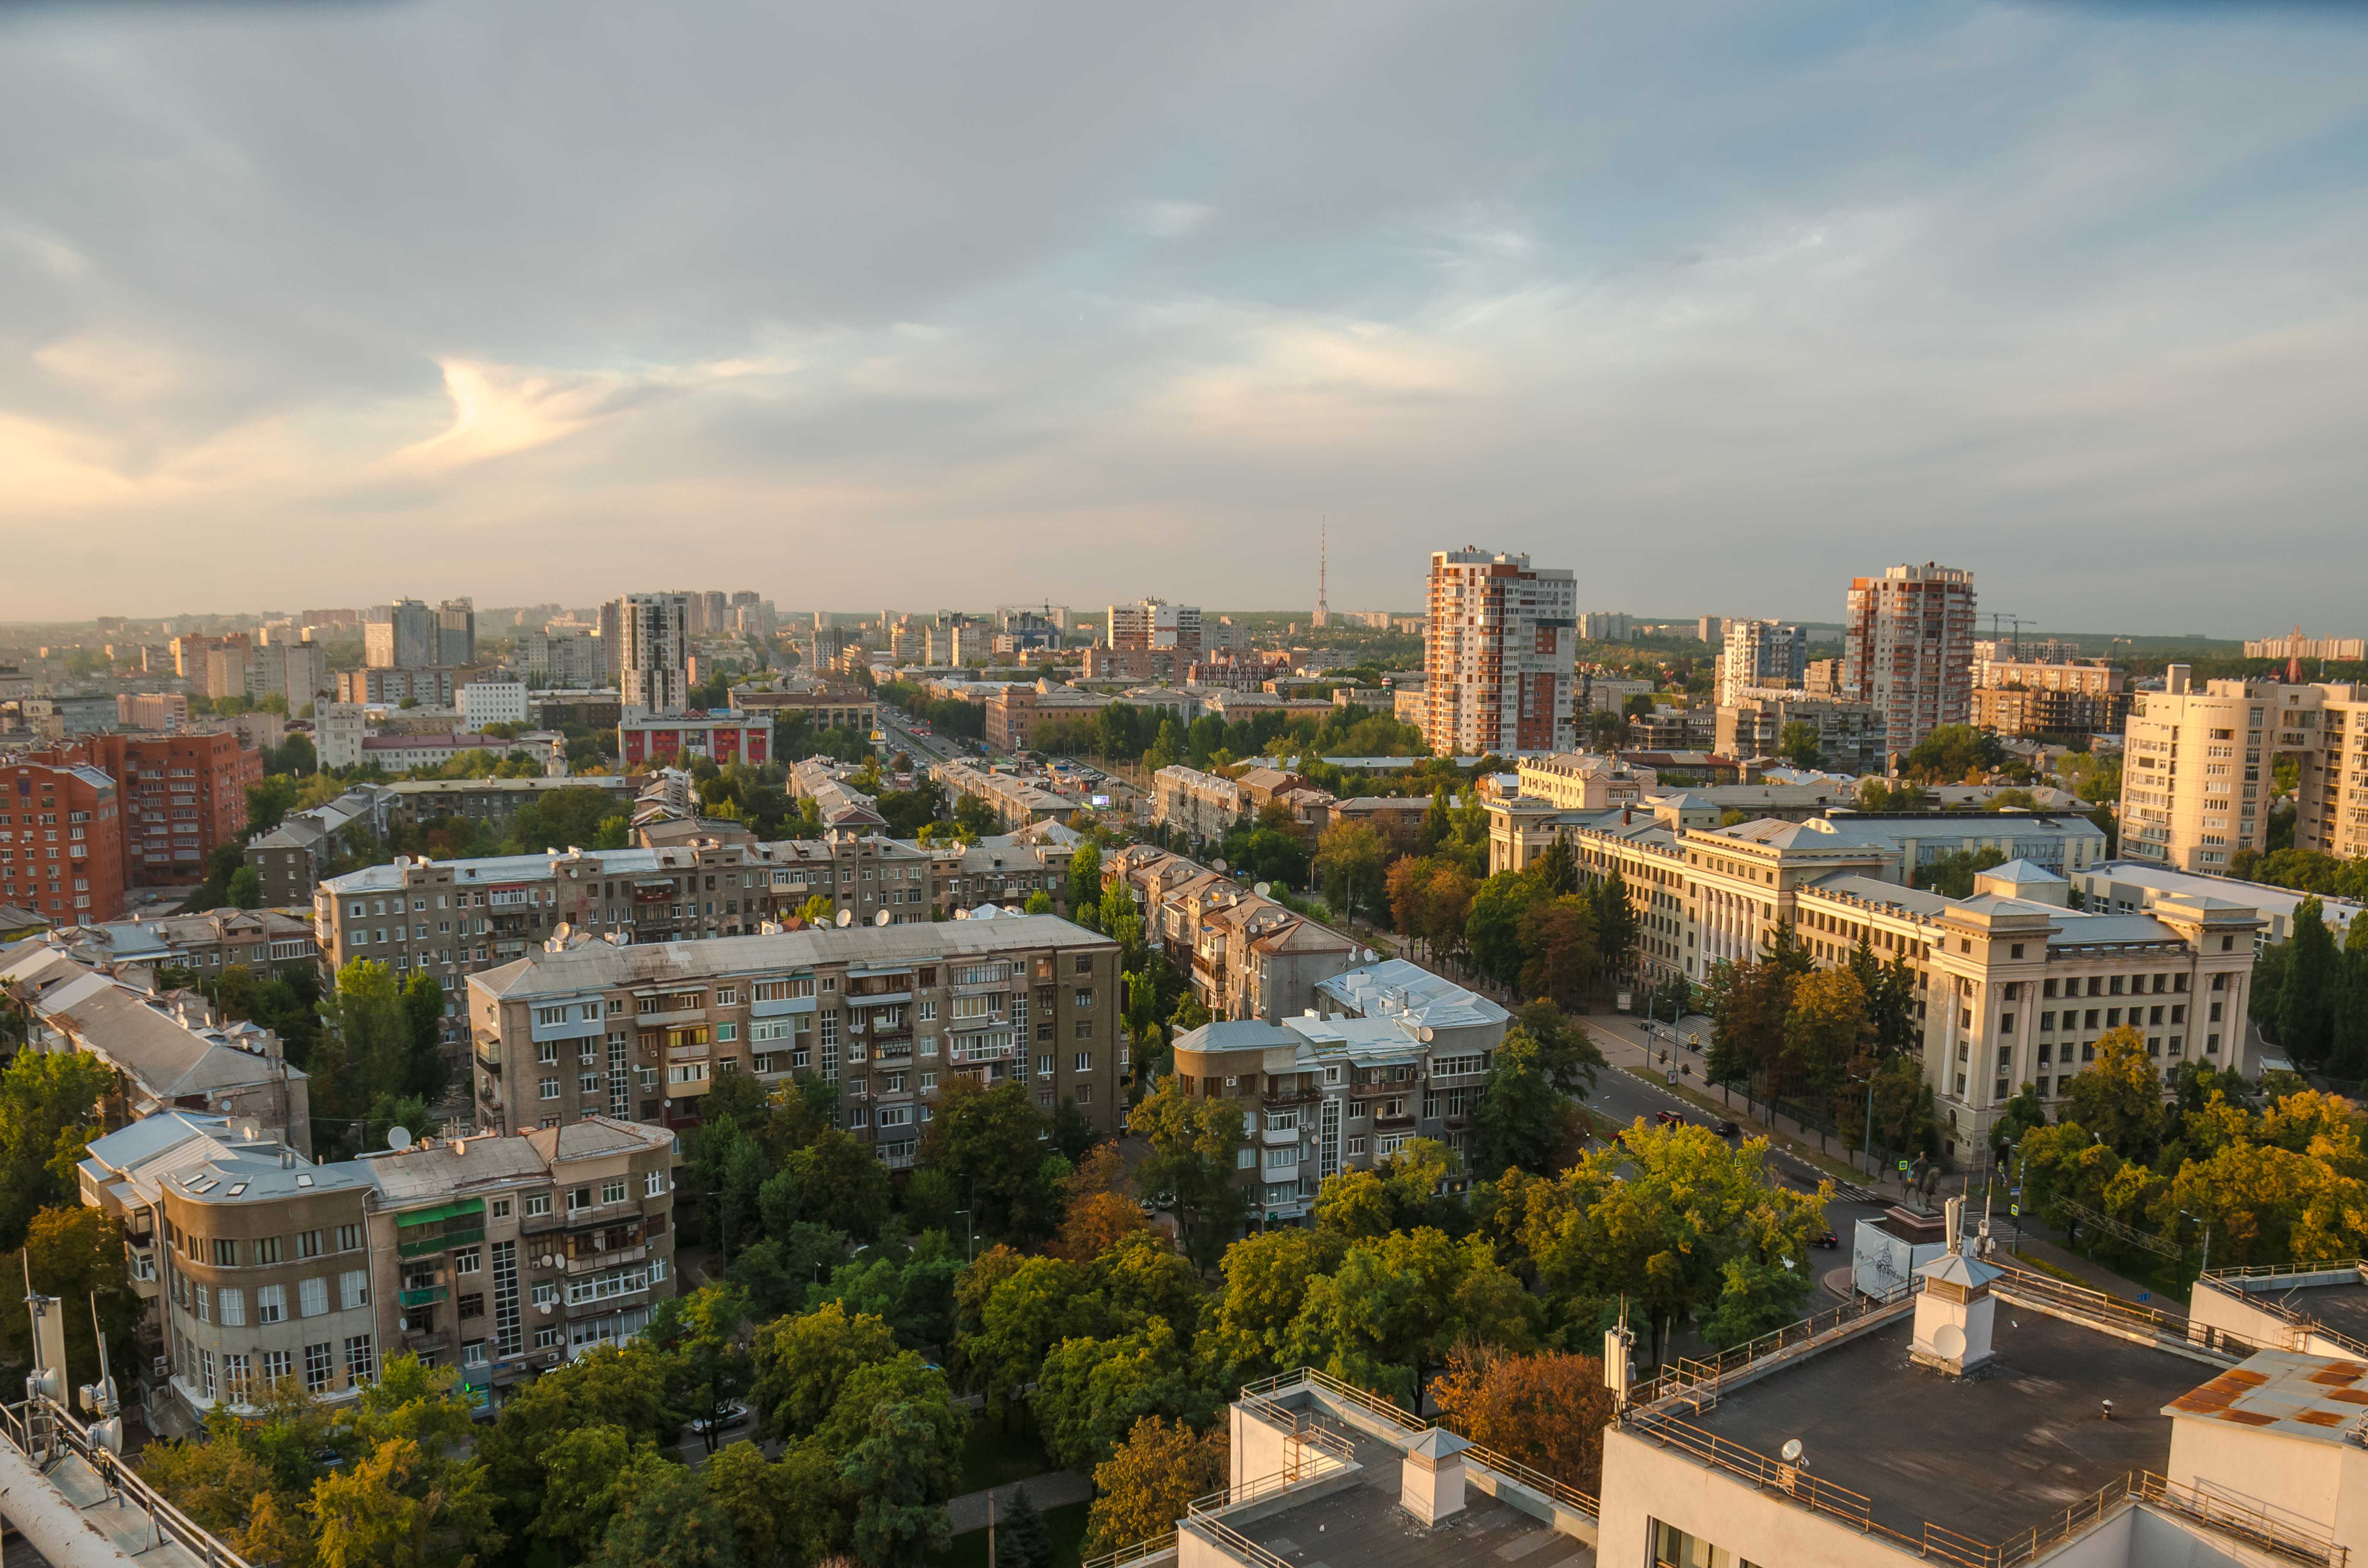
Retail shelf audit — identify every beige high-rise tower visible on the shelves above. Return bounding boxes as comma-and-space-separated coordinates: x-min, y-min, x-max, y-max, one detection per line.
1842, 562, 1976, 755
1422, 548, 1576, 757
2119, 668, 2368, 873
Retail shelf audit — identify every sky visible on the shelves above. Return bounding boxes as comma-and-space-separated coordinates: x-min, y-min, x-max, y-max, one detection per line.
2, 0, 2365, 633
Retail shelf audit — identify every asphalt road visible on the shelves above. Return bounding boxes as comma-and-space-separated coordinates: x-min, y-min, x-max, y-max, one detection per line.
1579, 1009, 1889, 1305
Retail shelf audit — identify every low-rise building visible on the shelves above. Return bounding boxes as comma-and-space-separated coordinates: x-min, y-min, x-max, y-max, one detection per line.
459, 681, 531, 729
2, 946, 313, 1154
932, 758, 1075, 830
986, 680, 1112, 752
360, 731, 567, 776
465, 916, 1126, 1150
1170, 961, 1505, 1222
1152, 765, 1243, 844
729, 684, 879, 734
1514, 752, 1657, 811
1715, 689, 1888, 775
2071, 858, 2361, 947
34, 908, 320, 982
75, 1109, 675, 1428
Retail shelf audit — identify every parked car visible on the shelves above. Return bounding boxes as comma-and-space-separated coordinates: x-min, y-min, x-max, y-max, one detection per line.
690, 1400, 751, 1436
1712, 1118, 1741, 1138
1811, 1229, 1840, 1250
1654, 1110, 1686, 1128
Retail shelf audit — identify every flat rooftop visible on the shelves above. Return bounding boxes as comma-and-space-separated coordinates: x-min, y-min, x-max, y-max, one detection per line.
2238, 1277, 2368, 1346
1684, 1313, 2198, 1547
1229, 1433, 1590, 1568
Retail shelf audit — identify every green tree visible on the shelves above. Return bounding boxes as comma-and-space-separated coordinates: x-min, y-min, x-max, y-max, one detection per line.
1465, 872, 1541, 990
1082, 1418, 1228, 1559
1128, 1076, 1247, 1267
0, 1206, 141, 1390
477, 1341, 685, 1535
749, 1301, 900, 1439
917, 1078, 1053, 1242
994, 1482, 1053, 1568
0, 1048, 116, 1250
2058, 1027, 2171, 1164
1470, 1032, 1577, 1180
1066, 842, 1105, 919
841, 1392, 966, 1568
1032, 1317, 1210, 1472
315, 959, 412, 1136
1777, 722, 1824, 771
1313, 821, 1391, 922
763, 1127, 892, 1242
1517, 895, 1598, 1008
225, 865, 264, 909
586, 1460, 743, 1568
2279, 898, 2339, 1067
399, 971, 448, 1102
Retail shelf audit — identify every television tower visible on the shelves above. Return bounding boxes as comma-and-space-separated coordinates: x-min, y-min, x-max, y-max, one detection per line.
1313, 519, 1330, 628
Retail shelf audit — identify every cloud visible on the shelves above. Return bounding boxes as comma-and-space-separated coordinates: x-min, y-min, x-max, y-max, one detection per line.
0, 0, 2364, 625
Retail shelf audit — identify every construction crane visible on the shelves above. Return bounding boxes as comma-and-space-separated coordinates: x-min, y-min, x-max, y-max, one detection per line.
1985, 612, 2031, 659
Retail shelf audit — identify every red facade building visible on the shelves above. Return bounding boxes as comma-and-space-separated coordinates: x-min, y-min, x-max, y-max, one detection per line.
31, 731, 264, 887
1, 760, 128, 921
617, 711, 770, 769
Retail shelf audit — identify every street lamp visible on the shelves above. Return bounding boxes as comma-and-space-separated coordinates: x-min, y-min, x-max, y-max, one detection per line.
1849, 1069, 1876, 1183
952, 1208, 974, 1263
2181, 1209, 2213, 1279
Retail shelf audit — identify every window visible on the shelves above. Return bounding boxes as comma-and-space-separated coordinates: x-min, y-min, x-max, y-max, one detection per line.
603, 1179, 627, 1205
1236, 1147, 1256, 1169
193, 1284, 211, 1322
262, 1349, 291, 1388
1074, 1051, 1094, 1073
1074, 1083, 1093, 1105
458, 1293, 485, 1321
257, 1285, 286, 1324
1347, 1135, 1368, 1157
454, 1248, 481, 1275
540, 1076, 561, 1099
217, 1286, 245, 1326
299, 1277, 329, 1317
1075, 954, 1093, 974
213, 1238, 238, 1266
339, 1270, 370, 1310
533, 1281, 559, 1308
338, 1224, 362, 1252
253, 1236, 283, 1266
491, 1198, 512, 1219
524, 1192, 551, 1217
645, 1170, 667, 1197
1073, 988, 1094, 1008
304, 1342, 334, 1393
344, 1335, 375, 1386
568, 1187, 593, 1213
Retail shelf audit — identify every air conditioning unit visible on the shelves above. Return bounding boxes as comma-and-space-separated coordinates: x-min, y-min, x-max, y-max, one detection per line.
151, 1356, 169, 1380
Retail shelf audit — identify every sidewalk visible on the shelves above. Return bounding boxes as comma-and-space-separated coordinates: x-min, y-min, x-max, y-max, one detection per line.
946, 1471, 1094, 1534
2004, 1228, 2165, 1305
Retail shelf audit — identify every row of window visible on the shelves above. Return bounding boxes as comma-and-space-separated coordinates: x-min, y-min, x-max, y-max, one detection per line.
177, 1332, 374, 1401
167, 1219, 363, 1269
173, 1269, 368, 1323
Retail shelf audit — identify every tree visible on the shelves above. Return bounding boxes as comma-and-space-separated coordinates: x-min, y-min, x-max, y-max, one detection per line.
764, 1128, 893, 1242
1517, 895, 1598, 1008
1465, 873, 1541, 989
1513, 1001, 1606, 1098
2279, 898, 2339, 1066
0, 1206, 140, 1391
1082, 1417, 1228, 1559
703, 1439, 845, 1568
1914, 847, 2008, 899
586, 1460, 743, 1568
1127, 1076, 1247, 1267
1024, 889, 1054, 915
2059, 1027, 2170, 1164
399, 971, 448, 1102
1470, 1032, 1581, 1180
1066, 842, 1105, 919
749, 1301, 901, 1440
1531, 839, 1578, 897
1780, 967, 1867, 1106
246, 774, 302, 834
1429, 1346, 1617, 1492
1777, 722, 1824, 771
647, 1285, 761, 1454
995, 1483, 1052, 1568
1032, 1318, 1210, 1472
477, 1341, 685, 1534
918, 1078, 1052, 1242
841, 1393, 965, 1568
1277, 1229, 1535, 1400
315, 959, 412, 1138
225, 865, 264, 909
1313, 821, 1390, 923
0, 1048, 116, 1250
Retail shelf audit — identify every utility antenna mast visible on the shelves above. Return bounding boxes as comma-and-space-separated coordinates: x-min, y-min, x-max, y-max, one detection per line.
1314, 518, 1330, 627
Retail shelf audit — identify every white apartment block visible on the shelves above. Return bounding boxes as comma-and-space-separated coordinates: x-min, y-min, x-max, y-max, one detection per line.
2119, 670, 2368, 872
524, 629, 605, 687
1842, 562, 1976, 753
1422, 548, 1577, 757
617, 593, 691, 714
315, 702, 368, 771
1107, 598, 1202, 652
2246, 629, 2366, 662
1715, 620, 1808, 706
459, 682, 530, 729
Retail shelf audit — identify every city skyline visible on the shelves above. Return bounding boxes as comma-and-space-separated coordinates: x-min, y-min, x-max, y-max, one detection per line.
4, 1, 2367, 628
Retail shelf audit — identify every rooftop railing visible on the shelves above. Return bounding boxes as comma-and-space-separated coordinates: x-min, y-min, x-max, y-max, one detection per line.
1626, 1278, 1918, 1411
1, 1394, 253, 1568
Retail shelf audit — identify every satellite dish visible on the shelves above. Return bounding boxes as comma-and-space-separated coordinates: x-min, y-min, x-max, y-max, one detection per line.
1419, 1026, 1434, 1043
1211, 858, 1227, 872
835, 909, 853, 927
1933, 1323, 1967, 1361
387, 1126, 413, 1151
1362, 948, 1377, 963
398, 1317, 410, 1333
538, 1301, 553, 1315
874, 909, 891, 926
1254, 881, 1271, 897
1779, 1438, 1804, 1464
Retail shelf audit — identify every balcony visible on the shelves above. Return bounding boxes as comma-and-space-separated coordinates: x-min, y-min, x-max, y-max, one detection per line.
1260, 1125, 1304, 1147
474, 1046, 503, 1075
565, 1245, 646, 1274
398, 1284, 449, 1308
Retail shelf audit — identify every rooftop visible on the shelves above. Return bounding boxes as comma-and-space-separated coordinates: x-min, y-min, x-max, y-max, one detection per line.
2169, 1350, 2368, 1443
1677, 1313, 2195, 1548
468, 913, 1113, 999
1226, 1433, 1578, 1568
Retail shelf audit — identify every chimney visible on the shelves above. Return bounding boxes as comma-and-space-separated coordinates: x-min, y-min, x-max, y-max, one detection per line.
1401, 1428, 1470, 1525
2166, 663, 2192, 697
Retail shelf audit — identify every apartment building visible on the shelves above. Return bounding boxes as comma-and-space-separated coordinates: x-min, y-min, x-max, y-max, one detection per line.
364, 600, 437, 669
1715, 620, 1808, 705
1106, 598, 1202, 652
2246, 629, 2366, 662
459, 681, 530, 729
930, 758, 1075, 830
2071, 858, 2360, 947
75, 1109, 675, 1427
618, 593, 692, 714
0, 757, 127, 920
246, 778, 640, 906
1841, 561, 1977, 752
2, 946, 314, 1154
2119, 670, 2368, 872
464, 919, 1125, 1154
26, 730, 261, 889
315, 702, 368, 770
336, 666, 472, 708
1513, 752, 1656, 811
1109, 845, 1359, 1022
1170, 961, 1506, 1223
986, 680, 1112, 752
35, 909, 320, 980
360, 731, 566, 776
523, 628, 606, 686
1715, 689, 1888, 776
1422, 548, 1578, 756
1152, 765, 1245, 843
